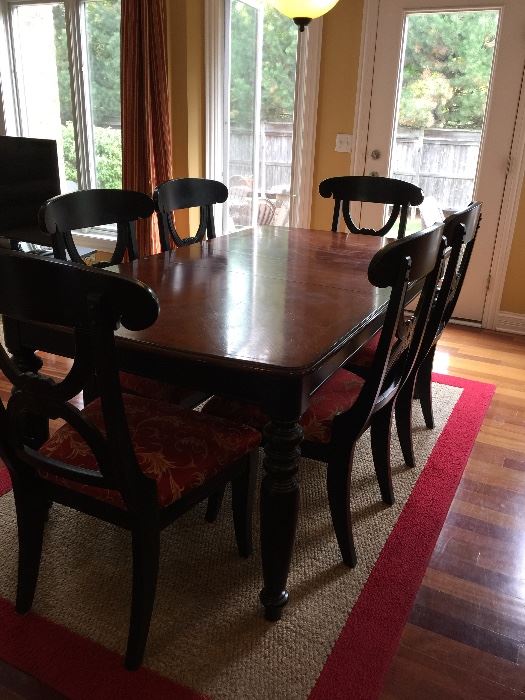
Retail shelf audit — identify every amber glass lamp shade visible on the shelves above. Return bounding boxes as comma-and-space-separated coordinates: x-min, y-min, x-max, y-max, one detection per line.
270, 0, 340, 31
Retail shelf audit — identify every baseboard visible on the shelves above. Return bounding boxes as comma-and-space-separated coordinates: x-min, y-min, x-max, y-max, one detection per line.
495, 311, 525, 335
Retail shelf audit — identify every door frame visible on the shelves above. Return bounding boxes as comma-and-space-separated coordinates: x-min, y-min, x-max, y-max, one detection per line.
352, 0, 525, 330
204, 0, 322, 232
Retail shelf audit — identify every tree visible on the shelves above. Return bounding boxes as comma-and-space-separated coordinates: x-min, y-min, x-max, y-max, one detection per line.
53, 0, 121, 127
399, 11, 499, 129
230, 4, 297, 128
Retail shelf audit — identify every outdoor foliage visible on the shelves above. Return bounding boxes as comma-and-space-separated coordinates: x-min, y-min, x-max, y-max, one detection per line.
399, 11, 499, 129
230, 3, 297, 127
62, 122, 122, 189
53, 0, 121, 188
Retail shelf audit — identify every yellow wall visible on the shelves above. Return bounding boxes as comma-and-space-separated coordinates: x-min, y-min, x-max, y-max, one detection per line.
165, 0, 525, 313
166, 0, 205, 236
310, 0, 363, 231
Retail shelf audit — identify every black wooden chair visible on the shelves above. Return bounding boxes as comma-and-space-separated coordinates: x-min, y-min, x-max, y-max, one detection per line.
38, 188, 206, 408
395, 202, 482, 467
319, 175, 424, 238
38, 188, 155, 266
154, 177, 228, 249
0, 249, 260, 670
203, 222, 447, 566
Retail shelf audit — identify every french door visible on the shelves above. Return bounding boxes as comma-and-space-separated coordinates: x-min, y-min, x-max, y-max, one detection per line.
354, 0, 525, 322
205, 0, 322, 236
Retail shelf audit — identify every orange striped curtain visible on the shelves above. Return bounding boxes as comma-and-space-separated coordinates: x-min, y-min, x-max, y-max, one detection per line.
121, 0, 173, 257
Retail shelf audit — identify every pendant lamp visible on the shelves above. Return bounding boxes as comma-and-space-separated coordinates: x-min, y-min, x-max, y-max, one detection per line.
270, 0, 340, 31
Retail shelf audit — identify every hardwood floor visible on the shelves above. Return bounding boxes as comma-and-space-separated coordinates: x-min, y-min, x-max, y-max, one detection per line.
1, 325, 525, 698
382, 325, 525, 699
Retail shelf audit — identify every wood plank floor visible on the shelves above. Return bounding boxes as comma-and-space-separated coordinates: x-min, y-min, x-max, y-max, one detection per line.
1, 325, 525, 698
382, 326, 525, 699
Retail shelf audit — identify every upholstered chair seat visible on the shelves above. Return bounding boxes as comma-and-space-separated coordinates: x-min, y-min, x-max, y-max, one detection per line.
203, 369, 365, 445
40, 394, 261, 509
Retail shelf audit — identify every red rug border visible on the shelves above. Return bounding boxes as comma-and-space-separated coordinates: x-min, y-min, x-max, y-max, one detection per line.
308, 372, 495, 700
0, 373, 494, 700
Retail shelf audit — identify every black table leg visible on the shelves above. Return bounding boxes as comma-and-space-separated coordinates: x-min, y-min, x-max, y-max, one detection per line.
259, 418, 303, 621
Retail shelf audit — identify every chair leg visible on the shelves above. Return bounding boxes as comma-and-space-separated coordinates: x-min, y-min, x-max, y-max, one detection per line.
416, 345, 436, 429
125, 514, 160, 671
326, 443, 357, 567
13, 483, 48, 614
395, 373, 417, 469
370, 401, 395, 505
231, 451, 257, 558
205, 486, 226, 523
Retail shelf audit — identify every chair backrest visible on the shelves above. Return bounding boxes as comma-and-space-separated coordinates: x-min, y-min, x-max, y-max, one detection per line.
0, 249, 160, 509
319, 175, 424, 238
417, 201, 482, 364
153, 177, 228, 249
38, 189, 155, 267
0, 135, 61, 252
257, 198, 276, 226
351, 222, 447, 415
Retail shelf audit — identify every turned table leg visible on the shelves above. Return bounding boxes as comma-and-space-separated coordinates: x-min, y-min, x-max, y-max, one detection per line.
259, 418, 303, 621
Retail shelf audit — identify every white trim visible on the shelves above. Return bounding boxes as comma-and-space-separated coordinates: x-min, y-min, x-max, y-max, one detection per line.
205, 0, 225, 235
495, 311, 525, 335
482, 58, 525, 329
205, 0, 224, 184
351, 0, 379, 179
290, 18, 322, 229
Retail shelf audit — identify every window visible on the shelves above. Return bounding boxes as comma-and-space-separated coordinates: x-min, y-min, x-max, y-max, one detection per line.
1, 0, 121, 194
205, 0, 323, 235
225, 0, 298, 231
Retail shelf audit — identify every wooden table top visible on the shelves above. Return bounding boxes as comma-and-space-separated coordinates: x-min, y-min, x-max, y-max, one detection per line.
113, 226, 386, 376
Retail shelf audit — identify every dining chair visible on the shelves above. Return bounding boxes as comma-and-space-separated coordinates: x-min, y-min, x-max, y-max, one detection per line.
395, 202, 482, 467
203, 222, 447, 566
319, 175, 424, 238
38, 188, 205, 408
38, 188, 155, 266
154, 177, 228, 249
0, 249, 260, 670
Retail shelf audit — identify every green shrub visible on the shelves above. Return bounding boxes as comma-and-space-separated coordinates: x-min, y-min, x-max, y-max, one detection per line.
62, 122, 122, 189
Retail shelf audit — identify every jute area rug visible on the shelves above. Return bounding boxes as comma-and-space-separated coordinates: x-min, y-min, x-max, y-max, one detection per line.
0, 374, 494, 700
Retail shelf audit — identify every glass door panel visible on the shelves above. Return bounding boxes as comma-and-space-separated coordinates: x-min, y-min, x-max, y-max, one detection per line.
390, 10, 499, 233
226, 1, 298, 231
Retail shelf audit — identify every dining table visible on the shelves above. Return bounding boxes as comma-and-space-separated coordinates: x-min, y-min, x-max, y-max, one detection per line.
4, 225, 400, 621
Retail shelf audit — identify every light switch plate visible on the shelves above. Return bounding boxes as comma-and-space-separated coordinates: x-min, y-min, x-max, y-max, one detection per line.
335, 133, 353, 153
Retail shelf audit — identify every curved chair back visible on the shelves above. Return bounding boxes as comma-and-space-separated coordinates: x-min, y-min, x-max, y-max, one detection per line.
0, 249, 159, 501
154, 177, 228, 249
354, 221, 447, 415
319, 175, 424, 238
38, 189, 155, 267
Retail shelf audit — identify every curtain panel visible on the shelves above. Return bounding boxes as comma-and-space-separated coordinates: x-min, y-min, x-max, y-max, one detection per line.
121, 0, 173, 257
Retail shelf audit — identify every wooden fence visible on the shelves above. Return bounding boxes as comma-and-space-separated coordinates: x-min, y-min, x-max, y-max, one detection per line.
391, 128, 481, 212
229, 121, 293, 195
229, 124, 482, 219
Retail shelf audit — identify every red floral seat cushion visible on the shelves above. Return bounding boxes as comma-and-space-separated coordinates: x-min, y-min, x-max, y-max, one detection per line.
39, 394, 261, 509
348, 331, 380, 369
203, 369, 365, 444
119, 371, 203, 405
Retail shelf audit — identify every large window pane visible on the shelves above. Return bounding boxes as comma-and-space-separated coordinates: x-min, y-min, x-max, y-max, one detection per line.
227, 3, 297, 230
84, 0, 122, 188
11, 2, 79, 190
